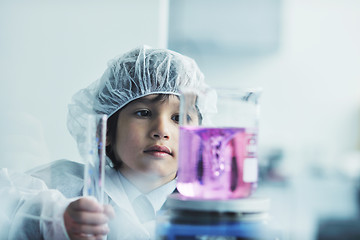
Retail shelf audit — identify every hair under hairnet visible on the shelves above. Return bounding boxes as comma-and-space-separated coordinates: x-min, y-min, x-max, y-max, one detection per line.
67, 45, 207, 157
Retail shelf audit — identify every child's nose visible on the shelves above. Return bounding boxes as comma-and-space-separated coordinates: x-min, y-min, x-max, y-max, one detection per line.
151, 117, 170, 140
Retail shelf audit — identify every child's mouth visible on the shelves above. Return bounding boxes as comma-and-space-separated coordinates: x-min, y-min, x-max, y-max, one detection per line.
144, 145, 172, 156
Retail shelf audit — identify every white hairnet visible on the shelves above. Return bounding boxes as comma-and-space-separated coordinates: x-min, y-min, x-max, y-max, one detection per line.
67, 45, 207, 157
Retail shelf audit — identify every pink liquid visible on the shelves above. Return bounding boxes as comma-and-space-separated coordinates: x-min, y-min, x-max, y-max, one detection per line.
177, 126, 258, 199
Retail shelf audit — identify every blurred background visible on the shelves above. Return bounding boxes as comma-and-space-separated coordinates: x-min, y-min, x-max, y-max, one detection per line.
1, 0, 360, 239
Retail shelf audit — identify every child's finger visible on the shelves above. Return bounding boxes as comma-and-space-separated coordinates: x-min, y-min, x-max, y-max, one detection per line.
70, 233, 106, 240
69, 197, 103, 212
68, 211, 109, 225
66, 219, 109, 240
70, 222, 109, 235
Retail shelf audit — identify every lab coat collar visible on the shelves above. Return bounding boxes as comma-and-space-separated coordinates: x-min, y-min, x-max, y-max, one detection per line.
117, 171, 142, 203
104, 166, 154, 239
146, 179, 176, 213
117, 171, 176, 213
104, 165, 137, 218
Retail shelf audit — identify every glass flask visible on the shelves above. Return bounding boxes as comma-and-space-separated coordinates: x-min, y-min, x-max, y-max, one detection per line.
177, 87, 261, 199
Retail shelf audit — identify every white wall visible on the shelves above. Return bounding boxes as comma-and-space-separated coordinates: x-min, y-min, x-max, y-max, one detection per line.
0, 0, 169, 171
171, 0, 360, 177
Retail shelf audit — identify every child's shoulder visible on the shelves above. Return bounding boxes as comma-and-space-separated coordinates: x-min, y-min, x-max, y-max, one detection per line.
27, 159, 84, 198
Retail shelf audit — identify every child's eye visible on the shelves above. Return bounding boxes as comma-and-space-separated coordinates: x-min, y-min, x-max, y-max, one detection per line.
172, 114, 180, 123
135, 110, 151, 117
173, 114, 192, 123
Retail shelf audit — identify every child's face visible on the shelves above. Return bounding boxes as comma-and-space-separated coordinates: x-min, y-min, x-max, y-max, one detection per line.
113, 94, 184, 182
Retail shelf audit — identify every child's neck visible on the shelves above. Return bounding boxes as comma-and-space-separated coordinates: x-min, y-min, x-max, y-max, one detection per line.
119, 169, 176, 194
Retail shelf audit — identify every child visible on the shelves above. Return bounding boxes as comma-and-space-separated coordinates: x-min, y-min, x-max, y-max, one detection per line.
4, 45, 207, 239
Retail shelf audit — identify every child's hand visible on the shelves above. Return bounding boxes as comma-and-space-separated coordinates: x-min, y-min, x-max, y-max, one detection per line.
64, 197, 115, 240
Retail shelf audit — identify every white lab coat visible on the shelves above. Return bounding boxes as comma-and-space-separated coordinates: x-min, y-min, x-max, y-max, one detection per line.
0, 159, 176, 240
0, 167, 70, 239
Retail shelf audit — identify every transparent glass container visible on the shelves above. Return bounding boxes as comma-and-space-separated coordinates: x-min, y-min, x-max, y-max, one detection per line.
83, 114, 107, 203
177, 87, 261, 199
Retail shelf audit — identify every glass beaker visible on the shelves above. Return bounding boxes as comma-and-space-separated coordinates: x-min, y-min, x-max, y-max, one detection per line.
177, 87, 261, 199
